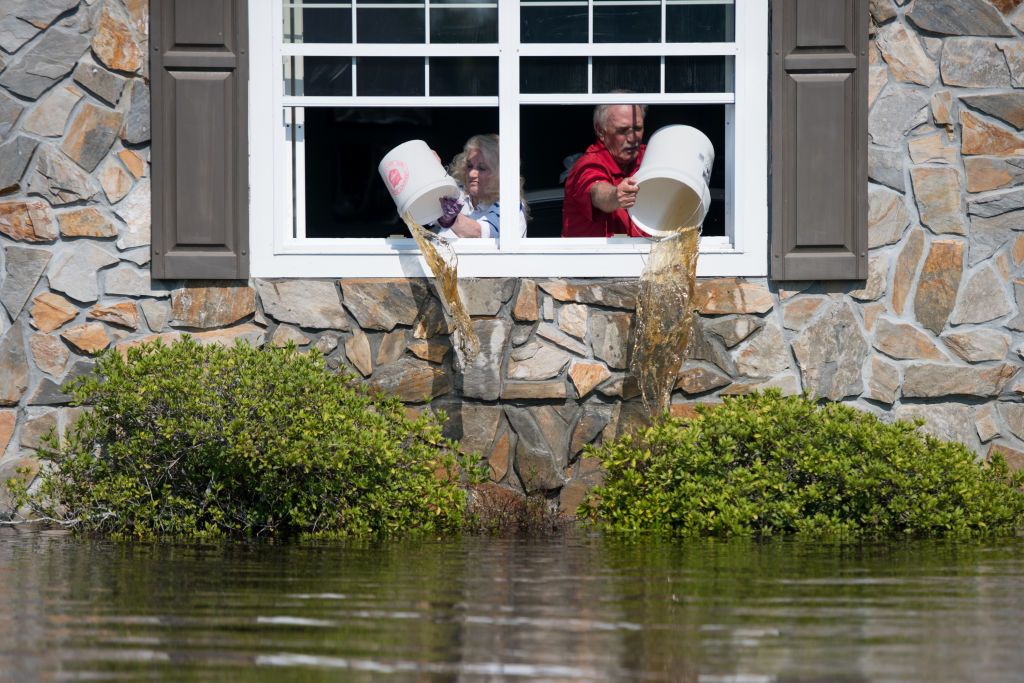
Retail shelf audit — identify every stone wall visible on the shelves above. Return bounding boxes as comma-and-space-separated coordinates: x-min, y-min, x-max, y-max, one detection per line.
2, 0, 1024, 512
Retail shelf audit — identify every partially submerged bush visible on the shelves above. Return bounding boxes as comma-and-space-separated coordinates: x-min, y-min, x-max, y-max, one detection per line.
10, 337, 474, 539
581, 391, 1024, 538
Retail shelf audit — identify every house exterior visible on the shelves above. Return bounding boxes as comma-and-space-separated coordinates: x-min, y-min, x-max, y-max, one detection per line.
1, 0, 1023, 512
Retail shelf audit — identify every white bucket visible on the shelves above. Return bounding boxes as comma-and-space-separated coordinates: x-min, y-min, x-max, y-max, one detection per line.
378, 139, 460, 226
629, 125, 715, 237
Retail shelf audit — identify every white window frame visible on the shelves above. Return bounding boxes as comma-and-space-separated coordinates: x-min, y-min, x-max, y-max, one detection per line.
249, 0, 767, 278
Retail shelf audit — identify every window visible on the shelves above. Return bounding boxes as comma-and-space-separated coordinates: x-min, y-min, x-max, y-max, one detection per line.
248, 0, 767, 277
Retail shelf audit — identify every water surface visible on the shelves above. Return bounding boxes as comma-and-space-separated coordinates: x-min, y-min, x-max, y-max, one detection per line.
1, 529, 1022, 681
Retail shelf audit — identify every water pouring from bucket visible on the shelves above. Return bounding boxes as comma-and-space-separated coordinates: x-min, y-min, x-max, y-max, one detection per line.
628, 125, 714, 237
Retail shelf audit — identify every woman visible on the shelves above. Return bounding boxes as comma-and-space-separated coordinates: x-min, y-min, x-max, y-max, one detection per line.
434, 134, 528, 239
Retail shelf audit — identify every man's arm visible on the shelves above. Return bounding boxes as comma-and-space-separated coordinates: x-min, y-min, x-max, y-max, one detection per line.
589, 177, 639, 214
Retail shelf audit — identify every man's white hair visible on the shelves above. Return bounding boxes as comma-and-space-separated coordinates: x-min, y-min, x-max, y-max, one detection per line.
593, 103, 649, 133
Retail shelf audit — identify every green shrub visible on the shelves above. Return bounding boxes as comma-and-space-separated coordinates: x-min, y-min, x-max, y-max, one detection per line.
581, 391, 1024, 538
11, 337, 475, 539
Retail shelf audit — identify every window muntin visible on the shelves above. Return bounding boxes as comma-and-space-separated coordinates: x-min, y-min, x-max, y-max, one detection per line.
252, 0, 766, 277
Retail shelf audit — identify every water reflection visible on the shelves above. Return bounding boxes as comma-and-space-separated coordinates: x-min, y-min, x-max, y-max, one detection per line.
1, 528, 1023, 681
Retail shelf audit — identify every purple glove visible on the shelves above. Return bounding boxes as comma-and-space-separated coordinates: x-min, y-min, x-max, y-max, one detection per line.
437, 196, 463, 228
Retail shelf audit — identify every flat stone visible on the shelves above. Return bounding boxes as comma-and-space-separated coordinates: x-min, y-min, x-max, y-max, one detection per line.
139, 299, 170, 332
72, 54, 126, 106
783, 296, 826, 331
538, 280, 637, 309
869, 86, 929, 147
407, 338, 450, 363
0, 325, 29, 406
591, 311, 631, 370
868, 65, 888, 110
875, 22, 937, 85
374, 329, 405, 366
903, 362, 1017, 397
29, 292, 77, 333
92, 1, 144, 73
191, 324, 265, 348
109, 177, 148, 250
313, 332, 340, 356
118, 149, 146, 179
120, 79, 150, 144
344, 331, 380, 380
61, 103, 123, 173
0, 11, 41, 55
22, 85, 83, 138
675, 361, 730, 394
960, 93, 1024, 131
0, 28, 89, 99
456, 278, 515, 316
460, 319, 510, 400
868, 186, 911, 248
701, 315, 763, 348
965, 156, 1024, 194
998, 403, 1024, 442
941, 38, 1013, 87
908, 131, 958, 165
500, 381, 567, 400
735, 323, 790, 378
687, 318, 736, 375
60, 322, 110, 355
27, 145, 101, 205
0, 410, 15, 457
20, 410, 58, 451
170, 283, 255, 329
914, 240, 964, 334
1014, 234, 1024, 266
694, 279, 774, 314
873, 318, 945, 360
942, 329, 1010, 362
910, 166, 966, 235
508, 340, 569, 381
990, 0, 1024, 14
950, 266, 1013, 324
931, 90, 955, 128
29, 333, 69, 377
411, 297, 450, 339
0, 199, 55, 243
869, 0, 897, 23
488, 432, 511, 482
54, 207, 114, 239
88, 301, 139, 330
569, 360, 610, 397
542, 295, 554, 320
719, 374, 802, 397
1, 246, 51, 319
28, 374, 79, 405
895, 403, 978, 447
568, 406, 612, 458
892, 228, 925, 316
536, 322, 589, 356
0, 136, 39, 194
255, 279, 349, 330
961, 111, 1024, 157
868, 146, 906, 192
0, 92, 24, 141
792, 301, 869, 400
999, 39, 1024, 88
596, 373, 641, 400
975, 403, 1001, 442
506, 406, 566, 492
862, 301, 885, 331
849, 253, 888, 301
865, 356, 900, 404
970, 215, 1013, 267
557, 303, 588, 339
341, 278, 429, 331
968, 189, 1024, 218
104, 267, 168, 299
98, 157, 134, 204
442, 403, 502, 459
908, 0, 1013, 36
512, 279, 538, 321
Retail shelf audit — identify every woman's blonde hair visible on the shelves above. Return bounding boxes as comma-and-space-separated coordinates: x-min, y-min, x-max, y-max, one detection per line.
449, 134, 529, 217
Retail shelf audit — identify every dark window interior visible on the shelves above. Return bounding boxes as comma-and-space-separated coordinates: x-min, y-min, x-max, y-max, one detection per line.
302, 104, 726, 238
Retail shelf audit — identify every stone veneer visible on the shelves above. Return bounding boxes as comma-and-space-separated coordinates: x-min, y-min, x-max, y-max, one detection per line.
3, 0, 1024, 514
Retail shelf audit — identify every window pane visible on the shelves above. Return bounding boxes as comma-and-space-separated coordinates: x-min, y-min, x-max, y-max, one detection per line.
286, 56, 354, 96
358, 57, 424, 95
521, 104, 726, 238
666, 1, 734, 43
520, 2, 587, 43
357, 2, 424, 43
430, 58, 498, 96
665, 56, 732, 93
593, 0, 660, 44
283, 1, 353, 43
298, 106, 499, 238
430, 2, 498, 43
593, 57, 659, 93
520, 57, 587, 94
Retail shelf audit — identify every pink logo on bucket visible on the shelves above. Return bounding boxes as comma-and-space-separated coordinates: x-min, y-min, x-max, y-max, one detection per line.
383, 161, 409, 196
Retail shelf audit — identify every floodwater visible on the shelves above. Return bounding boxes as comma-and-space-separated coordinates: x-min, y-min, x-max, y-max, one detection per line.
1, 529, 1023, 682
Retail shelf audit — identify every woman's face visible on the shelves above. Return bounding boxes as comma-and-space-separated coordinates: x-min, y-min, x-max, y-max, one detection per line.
465, 149, 495, 201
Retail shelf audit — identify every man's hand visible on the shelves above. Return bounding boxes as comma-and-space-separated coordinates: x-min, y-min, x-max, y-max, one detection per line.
590, 178, 639, 213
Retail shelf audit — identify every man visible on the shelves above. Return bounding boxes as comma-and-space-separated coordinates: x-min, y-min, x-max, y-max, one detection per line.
561, 103, 648, 237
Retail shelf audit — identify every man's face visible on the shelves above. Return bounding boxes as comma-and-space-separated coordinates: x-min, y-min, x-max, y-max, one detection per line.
597, 105, 644, 169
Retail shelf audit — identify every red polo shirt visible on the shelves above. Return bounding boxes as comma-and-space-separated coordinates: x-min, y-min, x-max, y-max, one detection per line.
561, 141, 647, 238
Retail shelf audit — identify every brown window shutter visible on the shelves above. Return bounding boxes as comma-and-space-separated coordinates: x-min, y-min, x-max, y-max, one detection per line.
770, 0, 867, 281
151, 0, 249, 279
